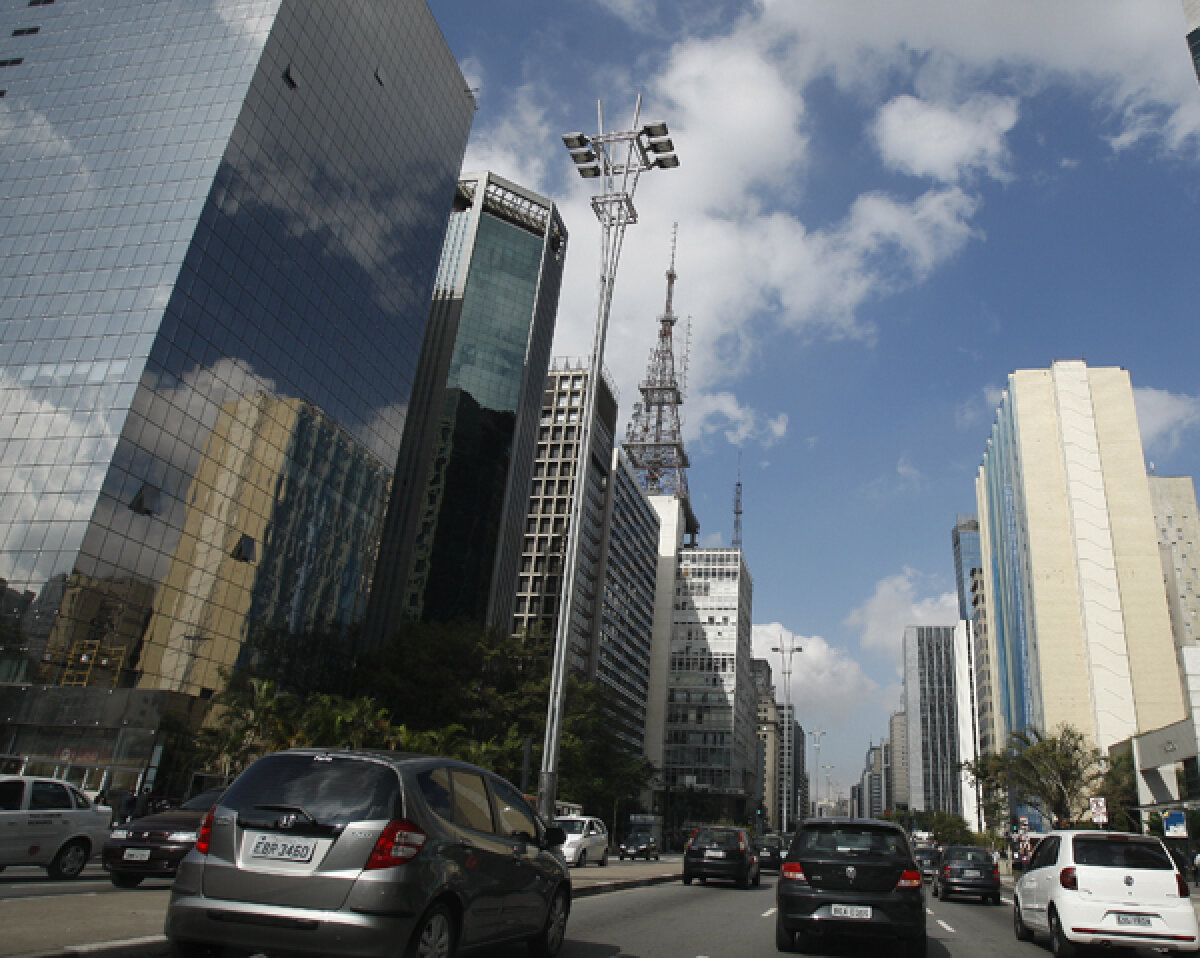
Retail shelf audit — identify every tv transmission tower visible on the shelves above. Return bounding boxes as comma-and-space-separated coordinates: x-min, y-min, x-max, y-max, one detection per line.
625, 225, 699, 540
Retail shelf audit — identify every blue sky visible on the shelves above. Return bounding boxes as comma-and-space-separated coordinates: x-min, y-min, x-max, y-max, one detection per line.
427, 0, 1200, 804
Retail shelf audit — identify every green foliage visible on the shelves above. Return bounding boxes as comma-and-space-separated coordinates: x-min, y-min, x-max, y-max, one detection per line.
1098, 744, 1140, 833
1007, 724, 1106, 827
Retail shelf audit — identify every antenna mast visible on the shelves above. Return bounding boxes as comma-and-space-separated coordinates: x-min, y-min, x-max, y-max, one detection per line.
732, 452, 743, 550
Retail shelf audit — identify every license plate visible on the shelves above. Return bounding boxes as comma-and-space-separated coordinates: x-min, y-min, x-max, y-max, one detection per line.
1116, 915, 1152, 927
250, 835, 316, 862
122, 848, 151, 861
962, 869, 980, 878
705, 849, 726, 859
831, 904, 872, 920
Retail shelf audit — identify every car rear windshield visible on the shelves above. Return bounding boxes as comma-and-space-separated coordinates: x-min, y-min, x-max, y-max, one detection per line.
797, 825, 907, 857
944, 846, 992, 864
693, 828, 742, 848
760, 835, 783, 848
555, 819, 586, 834
221, 754, 401, 827
1073, 836, 1172, 869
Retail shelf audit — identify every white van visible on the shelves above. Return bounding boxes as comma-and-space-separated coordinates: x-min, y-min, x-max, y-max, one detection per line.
0, 775, 112, 878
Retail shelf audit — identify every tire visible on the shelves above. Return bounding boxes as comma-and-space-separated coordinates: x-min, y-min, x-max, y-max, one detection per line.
931, 880, 939, 899
906, 932, 927, 958
618, 852, 625, 861
406, 902, 457, 958
752, 867, 761, 888
575, 850, 586, 868
528, 887, 568, 958
653, 852, 659, 861
682, 873, 693, 885
775, 914, 797, 952
990, 893, 1002, 906
599, 848, 608, 867
168, 941, 218, 958
47, 840, 88, 880
110, 872, 145, 888
1050, 908, 1076, 958
1013, 898, 1033, 942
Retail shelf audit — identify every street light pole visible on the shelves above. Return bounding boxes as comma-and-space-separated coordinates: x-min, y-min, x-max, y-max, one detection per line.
772, 636, 800, 833
809, 728, 826, 817
537, 96, 680, 824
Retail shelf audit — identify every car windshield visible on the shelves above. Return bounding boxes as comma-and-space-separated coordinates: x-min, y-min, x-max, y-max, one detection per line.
944, 846, 991, 864
221, 753, 400, 827
797, 825, 906, 857
1073, 836, 1172, 869
626, 833, 651, 842
555, 819, 586, 834
759, 835, 783, 848
693, 828, 741, 848
915, 848, 937, 860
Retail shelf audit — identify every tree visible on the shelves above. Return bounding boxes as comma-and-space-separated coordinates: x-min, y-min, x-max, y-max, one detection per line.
961, 751, 1011, 833
1097, 743, 1139, 833
1006, 724, 1106, 827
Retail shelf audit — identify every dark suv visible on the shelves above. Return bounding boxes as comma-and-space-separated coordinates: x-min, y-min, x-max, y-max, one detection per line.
683, 826, 760, 888
776, 818, 926, 956
932, 844, 1001, 904
165, 749, 570, 958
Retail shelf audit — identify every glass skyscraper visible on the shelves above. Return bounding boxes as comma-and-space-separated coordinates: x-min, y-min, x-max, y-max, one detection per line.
366, 172, 566, 634
0, 0, 473, 790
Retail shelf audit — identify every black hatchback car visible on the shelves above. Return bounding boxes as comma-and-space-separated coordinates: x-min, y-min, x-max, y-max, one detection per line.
103, 787, 224, 887
683, 826, 760, 888
165, 749, 570, 958
776, 818, 926, 956
932, 845, 1001, 904
758, 833, 786, 872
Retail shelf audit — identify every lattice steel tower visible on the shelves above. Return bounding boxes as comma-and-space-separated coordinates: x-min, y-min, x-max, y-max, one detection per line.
625, 227, 699, 539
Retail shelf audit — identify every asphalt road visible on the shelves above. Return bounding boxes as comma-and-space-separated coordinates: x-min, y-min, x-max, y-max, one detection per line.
2, 862, 1198, 958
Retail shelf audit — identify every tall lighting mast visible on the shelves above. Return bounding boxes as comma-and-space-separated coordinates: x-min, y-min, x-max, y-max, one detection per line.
772, 634, 800, 832
538, 97, 680, 822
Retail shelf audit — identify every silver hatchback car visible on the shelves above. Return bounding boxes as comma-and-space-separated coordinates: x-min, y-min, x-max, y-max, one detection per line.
165, 749, 570, 958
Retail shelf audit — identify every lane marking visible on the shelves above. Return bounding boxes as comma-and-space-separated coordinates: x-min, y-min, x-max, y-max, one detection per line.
926, 907, 934, 915
763, 907, 777, 917
936, 919, 956, 934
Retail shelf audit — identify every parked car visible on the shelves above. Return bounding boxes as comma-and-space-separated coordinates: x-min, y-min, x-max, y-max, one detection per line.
102, 787, 224, 887
1013, 829, 1198, 955
776, 817, 926, 956
164, 749, 571, 958
0, 775, 112, 879
554, 815, 609, 867
682, 825, 760, 888
932, 845, 1001, 904
758, 833, 786, 872
618, 831, 659, 861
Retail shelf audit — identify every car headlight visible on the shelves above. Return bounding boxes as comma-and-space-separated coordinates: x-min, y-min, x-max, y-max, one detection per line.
167, 831, 198, 842
110, 828, 129, 839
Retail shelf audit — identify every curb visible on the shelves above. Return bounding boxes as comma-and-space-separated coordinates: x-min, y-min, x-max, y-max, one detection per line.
16, 874, 684, 957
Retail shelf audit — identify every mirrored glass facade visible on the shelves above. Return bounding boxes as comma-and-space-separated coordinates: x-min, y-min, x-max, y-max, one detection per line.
0, 0, 472, 782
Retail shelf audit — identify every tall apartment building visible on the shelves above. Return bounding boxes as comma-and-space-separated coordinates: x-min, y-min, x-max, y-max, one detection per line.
952, 516, 982, 622
753, 659, 781, 828
779, 703, 805, 830
975, 361, 1188, 754
970, 566, 1000, 755
903, 625, 960, 815
860, 743, 885, 818
888, 710, 910, 811
663, 548, 756, 817
1185, 0, 1200, 83
366, 173, 565, 634
0, 0, 472, 790
954, 620, 982, 830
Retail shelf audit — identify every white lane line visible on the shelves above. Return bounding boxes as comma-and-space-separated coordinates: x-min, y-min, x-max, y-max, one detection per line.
763, 907, 777, 917
926, 907, 934, 915
1001, 896, 1013, 905
936, 919, 956, 934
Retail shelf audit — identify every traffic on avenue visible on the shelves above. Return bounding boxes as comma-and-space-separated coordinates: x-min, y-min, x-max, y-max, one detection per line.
2, 856, 1198, 958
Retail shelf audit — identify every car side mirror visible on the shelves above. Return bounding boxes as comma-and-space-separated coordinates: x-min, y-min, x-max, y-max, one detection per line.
544, 826, 566, 848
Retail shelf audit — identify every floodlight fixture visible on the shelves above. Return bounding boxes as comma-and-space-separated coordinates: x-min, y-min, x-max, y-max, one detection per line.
654, 154, 680, 169
642, 121, 669, 138
569, 147, 597, 164
645, 137, 675, 154
562, 132, 590, 149
576, 164, 601, 178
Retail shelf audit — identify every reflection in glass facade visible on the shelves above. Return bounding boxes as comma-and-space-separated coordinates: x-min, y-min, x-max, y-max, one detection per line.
0, 0, 472, 788
366, 173, 565, 634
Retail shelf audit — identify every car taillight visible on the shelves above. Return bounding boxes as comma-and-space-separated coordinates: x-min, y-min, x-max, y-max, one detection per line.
1059, 866, 1077, 890
738, 836, 747, 852
993, 865, 1000, 879
365, 819, 426, 870
781, 862, 807, 883
896, 869, 922, 888
942, 865, 952, 877
1179, 872, 1192, 899
685, 829, 698, 851
194, 809, 214, 856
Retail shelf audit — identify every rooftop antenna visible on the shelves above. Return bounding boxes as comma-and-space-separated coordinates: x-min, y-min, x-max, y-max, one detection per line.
732, 452, 743, 550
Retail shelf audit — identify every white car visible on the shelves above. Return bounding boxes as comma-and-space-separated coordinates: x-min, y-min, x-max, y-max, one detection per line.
1013, 828, 1198, 955
0, 775, 112, 879
554, 815, 609, 867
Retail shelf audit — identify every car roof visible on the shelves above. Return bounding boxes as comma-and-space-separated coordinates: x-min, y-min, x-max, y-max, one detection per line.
800, 817, 904, 830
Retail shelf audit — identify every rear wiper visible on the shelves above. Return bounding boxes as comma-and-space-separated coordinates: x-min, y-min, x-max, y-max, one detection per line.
240, 804, 340, 837
253, 803, 317, 826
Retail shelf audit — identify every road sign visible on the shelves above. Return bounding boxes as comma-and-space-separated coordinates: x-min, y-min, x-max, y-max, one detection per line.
1089, 796, 1108, 825
1164, 810, 1187, 838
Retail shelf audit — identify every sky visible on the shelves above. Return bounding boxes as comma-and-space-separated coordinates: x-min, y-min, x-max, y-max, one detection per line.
426, 0, 1200, 804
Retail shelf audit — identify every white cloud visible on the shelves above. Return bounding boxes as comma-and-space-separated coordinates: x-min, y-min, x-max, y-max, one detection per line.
956, 383, 1005, 430
752, 623, 879, 726
843, 569, 959, 676
874, 94, 1019, 183
686, 391, 788, 448
1135, 386, 1200, 457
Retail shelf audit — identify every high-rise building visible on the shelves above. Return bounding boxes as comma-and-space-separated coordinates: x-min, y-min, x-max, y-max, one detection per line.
903, 625, 960, 815
952, 516, 982, 622
366, 173, 566, 633
0, 0, 473, 790
753, 659, 778, 826
888, 710, 910, 811
1184, 0, 1200, 83
860, 743, 885, 818
975, 361, 1188, 753
663, 547, 756, 816
954, 620, 982, 830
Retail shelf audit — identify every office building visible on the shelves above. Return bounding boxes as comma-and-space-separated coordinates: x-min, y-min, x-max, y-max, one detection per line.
975, 361, 1188, 753
903, 625, 960, 815
663, 547, 756, 817
860, 743, 885, 819
1185, 0, 1200, 83
952, 516, 982, 622
366, 173, 566, 633
954, 620, 982, 830
753, 659, 777, 825
889, 710, 910, 810
0, 0, 473, 789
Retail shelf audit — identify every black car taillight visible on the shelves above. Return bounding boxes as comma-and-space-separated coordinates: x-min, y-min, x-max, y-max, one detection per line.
365, 819, 426, 869
194, 808, 214, 856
